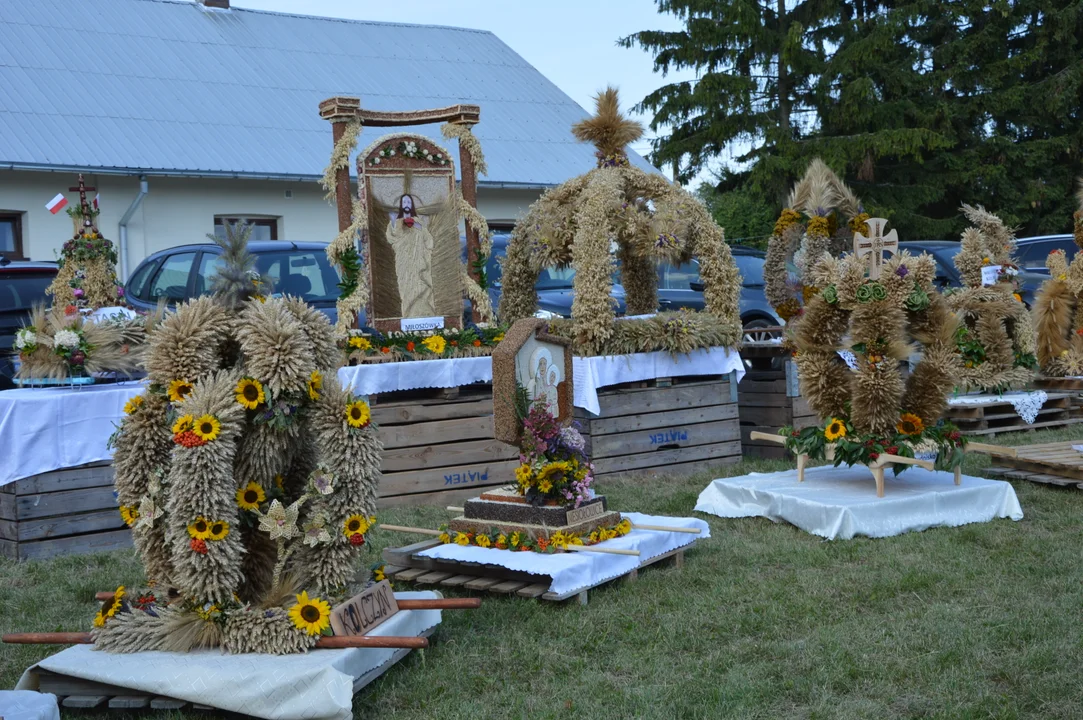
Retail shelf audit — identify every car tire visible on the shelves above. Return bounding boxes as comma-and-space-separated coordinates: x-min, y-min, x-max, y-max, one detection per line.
742, 318, 785, 371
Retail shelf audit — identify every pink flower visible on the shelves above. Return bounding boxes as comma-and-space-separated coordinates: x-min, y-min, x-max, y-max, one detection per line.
72, 288, 84, 298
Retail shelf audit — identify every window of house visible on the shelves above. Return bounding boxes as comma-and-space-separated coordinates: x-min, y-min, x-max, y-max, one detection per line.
214, 216, 278, 241
0, 213, 25, 260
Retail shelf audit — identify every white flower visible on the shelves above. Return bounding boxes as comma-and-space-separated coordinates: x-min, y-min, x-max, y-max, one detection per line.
135, 495, 163, 529
258, 499, 302, 540
373, 157, 381, 165
436, 154, 442, 160
389, 149, 396, 156
14, 328, 36, 350
52, 329, 81, 349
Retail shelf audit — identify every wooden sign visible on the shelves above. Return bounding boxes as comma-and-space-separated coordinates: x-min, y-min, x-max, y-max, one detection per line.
491, 318, 574, 445
329, 580, 399, 637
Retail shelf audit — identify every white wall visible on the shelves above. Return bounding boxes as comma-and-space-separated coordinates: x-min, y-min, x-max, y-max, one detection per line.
0, 170, 541, 278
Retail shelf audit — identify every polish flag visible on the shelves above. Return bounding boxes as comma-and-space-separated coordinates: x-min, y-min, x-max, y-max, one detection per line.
46, 193, 68, 214
93, 193, 100, 210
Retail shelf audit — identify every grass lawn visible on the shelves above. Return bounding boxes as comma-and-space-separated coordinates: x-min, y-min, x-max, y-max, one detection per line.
3, 426, 1083, 719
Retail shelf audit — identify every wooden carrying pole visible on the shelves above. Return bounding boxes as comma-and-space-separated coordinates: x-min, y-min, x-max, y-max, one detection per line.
3, 632, 429, 650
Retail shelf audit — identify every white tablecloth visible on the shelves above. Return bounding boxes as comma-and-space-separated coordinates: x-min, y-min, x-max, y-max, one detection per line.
337, 357, 492, 396
694, 465, 1023, 540
16, 591, 442, 720
572, 347, 745, 415
948, 390, 1047, 425
418, 512, 709, 597
0, 382, 143, 487
0, 691, 59, 720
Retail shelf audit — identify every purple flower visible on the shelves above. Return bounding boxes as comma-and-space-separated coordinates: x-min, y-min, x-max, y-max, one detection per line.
895, 265, 909, 278
72, 288, 84, 299
117, 286, 125, 298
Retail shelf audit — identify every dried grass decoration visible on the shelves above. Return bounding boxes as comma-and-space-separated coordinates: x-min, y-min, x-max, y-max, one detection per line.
945, 205, 1037, 393
46, 202, 125, 310
498, 87, 742, 356
101, 225, 383, 655
1035, 182, 1083, 376
782, 218, 967, 475
763, 159, 867, 326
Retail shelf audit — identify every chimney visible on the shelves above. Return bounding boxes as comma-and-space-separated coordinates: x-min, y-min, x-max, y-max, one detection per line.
203, 0, 230, 8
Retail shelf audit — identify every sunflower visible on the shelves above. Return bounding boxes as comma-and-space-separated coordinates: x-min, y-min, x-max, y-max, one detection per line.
235, 377, 265, 410
123, 395, 144, 415
105, 586, 126, 618
824, 418, 847, 442
343, 514, 371, 538
172, 414, 194, 435
439, 532, 451, 543
167, 379, 194, 403
345, 400, 371, 428
348, 336, 372, 351
475, 533, 492, 548
288, 591, 331, 636
208, 520, 230, 541
538, 478, 553, 493
236, 482, 265, 511
897, 413, 925, 436
537, 461, 571, 481
93, 610, 106, 628
119, 505, 140, 527
192, 414, 221, 442
187, 516, 211, 540
455, 532, 470, 546
508, 531, 521, 548
307, 370, 322, 401
422, 335, 447, 354
616, 518, 632, 535
514, 464, 534, 489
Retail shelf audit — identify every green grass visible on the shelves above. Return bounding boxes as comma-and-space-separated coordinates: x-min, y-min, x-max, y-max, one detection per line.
4, 428, 1083, 719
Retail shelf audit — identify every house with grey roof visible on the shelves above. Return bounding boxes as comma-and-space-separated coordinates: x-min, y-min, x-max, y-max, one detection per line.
0, 0, 654, 275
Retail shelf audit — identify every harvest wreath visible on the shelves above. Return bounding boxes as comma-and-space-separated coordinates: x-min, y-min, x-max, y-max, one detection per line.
341, 324, 507, 364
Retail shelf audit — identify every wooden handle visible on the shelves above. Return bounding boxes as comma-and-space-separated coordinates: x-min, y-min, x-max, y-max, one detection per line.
968, 442, 1018, 457
564, 544, 640, 557
378, 524, 443, 537
396, 598, 481, 610
871, 453, 935, 471
2, 632, 429, 650
749, 431, 786, 444
630, 524, 701, 534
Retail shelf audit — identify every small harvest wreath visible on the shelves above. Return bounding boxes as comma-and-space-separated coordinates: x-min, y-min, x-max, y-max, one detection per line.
438, 517, 633, 554
341, 324, 506, 364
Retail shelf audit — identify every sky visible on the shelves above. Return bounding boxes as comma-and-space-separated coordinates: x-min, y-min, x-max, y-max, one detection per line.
232, 0, 705, 184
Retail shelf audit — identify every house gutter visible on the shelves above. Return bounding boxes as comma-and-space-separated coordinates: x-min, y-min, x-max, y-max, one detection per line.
118, 176, 148, 281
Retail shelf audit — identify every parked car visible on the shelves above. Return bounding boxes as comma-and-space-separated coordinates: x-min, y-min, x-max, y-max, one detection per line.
898, 240, 1046, 307
0, 258, 59, 389
478, 234, 782, 334
1015, 234, 1077, 275
125, 241, 342, 323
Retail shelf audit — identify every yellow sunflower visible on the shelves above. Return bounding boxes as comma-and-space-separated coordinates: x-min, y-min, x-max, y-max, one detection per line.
537, 461, 571, 481
508, 531, 521, 548
538, 478, 553, 493
897, 413, 925, 436
824, 418, 847, 442
455, 533, 470, 546
105, 586, 126, 618
123, 395, 144, 415
119, 505, 140, 527
422, 335, 447, 354
192, 414, 221, 442
514, 464, 534, 489
345, 400, 371, 428
167, 379, 194, 403
475, 533, 492, 548
343, 514, 371, 537
307, 370, 322, 401
236, 482, 265, 511
208, 520, 230, 541
187, 516, 212, 540
616, 518, 632, 535
93, 610, 106, 628
172, 414, 194, 435
235, 377, 265, 410
288, 591, 331, 636
439, 532, 451, 543
348, 336, 372, 351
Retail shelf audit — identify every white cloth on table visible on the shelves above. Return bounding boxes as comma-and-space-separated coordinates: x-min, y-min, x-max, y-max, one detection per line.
417, 512, 709, 597
694, 465, 1023, 540
0, 691, 59, 720
336, 357, 492, 396
571, 348, 745, 415
0, 381, 143, 487
15, 592, 442, 720
947, 389, 1047, 425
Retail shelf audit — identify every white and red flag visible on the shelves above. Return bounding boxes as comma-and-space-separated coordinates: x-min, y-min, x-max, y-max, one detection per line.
93, 193, 100, 210
46, 193, 68, 214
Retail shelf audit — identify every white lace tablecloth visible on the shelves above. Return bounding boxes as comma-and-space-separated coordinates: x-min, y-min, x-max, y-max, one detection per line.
947, 390, 1047, 425
16, 591, 442, 720
572, 348, 745, 415
418, 512, 709, 597
0, 381, 143, 487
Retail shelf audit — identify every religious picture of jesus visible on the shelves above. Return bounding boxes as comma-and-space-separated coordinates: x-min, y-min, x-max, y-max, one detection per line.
385, 193, 436, 317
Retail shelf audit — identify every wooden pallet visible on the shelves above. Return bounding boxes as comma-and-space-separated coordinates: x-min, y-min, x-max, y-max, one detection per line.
943, 392, 1079, 436
382, 538, 694, 605
738, 359, 816, 459
986, 440, 1083, 489
27, 627, 436, 713
0, 462, 130, 561
1032, 377, 1083, 418
372, 386, 517, 509
574, 372, 741, 480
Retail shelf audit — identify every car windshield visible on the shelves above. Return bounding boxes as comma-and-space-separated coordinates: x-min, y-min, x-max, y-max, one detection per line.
0, 272, 55, 313
198, 250, 341, 305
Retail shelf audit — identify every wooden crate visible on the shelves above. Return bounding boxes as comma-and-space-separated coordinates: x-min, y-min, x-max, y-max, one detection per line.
373, 385, 516, 508
383, 538, 694, 605
986, 441, 1083, 489
738, 360, 817, 458
1032, 377, 1083, 418
0, 462, 130, 562
943, 392, 1080, 436
574, 371, 742, 480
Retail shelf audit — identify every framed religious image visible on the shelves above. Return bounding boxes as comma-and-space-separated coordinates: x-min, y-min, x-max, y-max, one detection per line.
492, 318, 574, 445
359, 134, 464, 332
